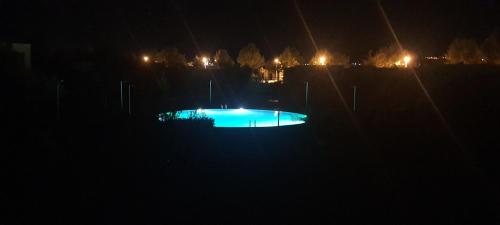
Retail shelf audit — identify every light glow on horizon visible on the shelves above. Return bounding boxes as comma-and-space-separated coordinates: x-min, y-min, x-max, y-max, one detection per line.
202, 57, 209, 68
319, 56, 326, 65
403, 55, 411, 68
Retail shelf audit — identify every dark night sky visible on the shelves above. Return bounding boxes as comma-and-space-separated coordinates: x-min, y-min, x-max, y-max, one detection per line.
1, 0, 499, 59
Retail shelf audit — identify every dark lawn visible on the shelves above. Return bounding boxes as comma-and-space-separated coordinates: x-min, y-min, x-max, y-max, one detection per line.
2, 65, 500, 224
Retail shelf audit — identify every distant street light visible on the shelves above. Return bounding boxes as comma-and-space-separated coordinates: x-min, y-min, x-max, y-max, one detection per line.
403, 55, 411, 68
143, 55, 150, 63
319, 56, 326, 66
274, 58, 280, 81
202, 57, 209, 69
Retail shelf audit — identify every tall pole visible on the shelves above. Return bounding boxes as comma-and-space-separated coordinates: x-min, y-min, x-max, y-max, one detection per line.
305, 81, 309, 108
277, 110, 280, 127
128, 84, 132, 115
209, 80, 212, 105
120, 80, 124, 110
353, 85, 357, 112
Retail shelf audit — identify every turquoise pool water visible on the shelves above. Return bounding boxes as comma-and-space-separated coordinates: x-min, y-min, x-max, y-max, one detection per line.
159, 108, 307, 128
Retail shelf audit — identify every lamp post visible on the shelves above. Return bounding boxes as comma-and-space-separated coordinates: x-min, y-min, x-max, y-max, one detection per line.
277, 110, 280, 127
305, 81, 309, 108
209, 80, 212, 105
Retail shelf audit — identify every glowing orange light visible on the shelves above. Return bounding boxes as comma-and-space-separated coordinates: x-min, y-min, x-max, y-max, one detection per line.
403, 55, 411, 68
202, 57, 209, 68
319, 56, 326, 65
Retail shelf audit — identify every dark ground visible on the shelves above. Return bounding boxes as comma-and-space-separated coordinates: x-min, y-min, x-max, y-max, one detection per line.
2, 65, 500, 224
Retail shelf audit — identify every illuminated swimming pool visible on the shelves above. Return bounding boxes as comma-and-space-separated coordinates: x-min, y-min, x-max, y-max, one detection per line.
159, 108, 307, 128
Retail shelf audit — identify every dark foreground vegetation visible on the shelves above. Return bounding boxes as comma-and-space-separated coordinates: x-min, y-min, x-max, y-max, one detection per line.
2, 61, 500, 224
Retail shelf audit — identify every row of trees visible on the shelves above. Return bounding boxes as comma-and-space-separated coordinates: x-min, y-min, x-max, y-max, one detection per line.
235, 45, 350, 69
147, 44, 350, 70
147, 30, 500, 70
364, 45, 414, 68
446, 31, 500, 64
361, 31, 500, 68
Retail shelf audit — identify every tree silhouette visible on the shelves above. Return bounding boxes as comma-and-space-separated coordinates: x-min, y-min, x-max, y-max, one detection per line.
214, 49, 235, 67
331, 52, 350, 66
365, 44, 413, 68
482, 31, 500, 64
153, 48, 187, 68
279, 47, 303, 68
446, 38, 485, 64
237, 43, 265, 70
